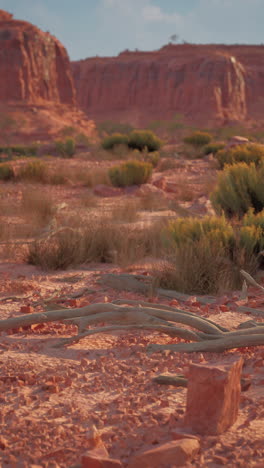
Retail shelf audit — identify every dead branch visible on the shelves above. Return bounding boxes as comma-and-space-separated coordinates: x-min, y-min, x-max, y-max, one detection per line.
102, 273, 264, 318
147, 333, 264, 354
112, 299, 229, 332
152, 374, 187, 387
153, 374, 251, 392
240, 270, 264, 292
53, 324, 202, 348
0, 303, 223, 336
100, 273, 216, 304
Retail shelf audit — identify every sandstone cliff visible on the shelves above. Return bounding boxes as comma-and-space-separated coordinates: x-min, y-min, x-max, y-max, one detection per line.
0, 10, 97, 143
72, 44, 264, 126
0, 9, 75, 105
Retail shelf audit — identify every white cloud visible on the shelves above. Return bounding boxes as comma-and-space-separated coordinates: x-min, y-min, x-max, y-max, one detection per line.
142, 5, 181, 24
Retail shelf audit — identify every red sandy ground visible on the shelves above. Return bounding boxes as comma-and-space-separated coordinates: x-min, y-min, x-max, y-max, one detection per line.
0, 262, 263, 468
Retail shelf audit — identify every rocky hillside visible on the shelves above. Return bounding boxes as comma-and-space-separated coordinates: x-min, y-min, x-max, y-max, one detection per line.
72, 44, 264, 126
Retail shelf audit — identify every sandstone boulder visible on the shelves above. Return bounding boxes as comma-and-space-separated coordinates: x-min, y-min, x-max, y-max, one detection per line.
226, 136, 249, 148
184, 358, 243, 435
127, 438, 200, 468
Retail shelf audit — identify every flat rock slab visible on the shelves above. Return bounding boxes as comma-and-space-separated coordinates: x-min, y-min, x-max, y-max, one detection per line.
184, 357, 243, 435
127, 438, 200, 468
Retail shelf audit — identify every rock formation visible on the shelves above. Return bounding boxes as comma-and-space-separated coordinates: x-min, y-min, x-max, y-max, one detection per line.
72, 44, 264, 126
0, 9, 75, 105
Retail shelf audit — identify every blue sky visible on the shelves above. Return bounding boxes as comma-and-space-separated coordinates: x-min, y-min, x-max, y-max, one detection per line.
0, 0, 263, 60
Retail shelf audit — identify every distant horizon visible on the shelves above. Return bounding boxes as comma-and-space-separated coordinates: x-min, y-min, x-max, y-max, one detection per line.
0, 0, 263, 61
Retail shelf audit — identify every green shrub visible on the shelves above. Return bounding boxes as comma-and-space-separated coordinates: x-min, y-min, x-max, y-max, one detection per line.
239, 209, 264, 256
211, 162, 264, 218
143, 151, 160, 167
0, 163, 15, 181
167, 215, 234, 250
215, 144, 264, 169
101, 133, 129, 150
128, 130, 162, 152
0, 144, 38, 156
18, 161, 48, 183
109, 160, 152, 187
203, 142, 225, 155
158, 216, 237, 294
184, 131, 212, 147
55, 138, 76, 158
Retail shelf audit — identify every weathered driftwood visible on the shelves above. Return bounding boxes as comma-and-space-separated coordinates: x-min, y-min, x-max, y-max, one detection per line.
99, 273, 216, 304
53, 324, 203, 348
153, 374, 251, 391
240, 269, 264, 292
0, 303, 224, 336
112, 299, 229, 332
147, 333, 264, 354
101, 273, 264, 318
153, 374, 187, 387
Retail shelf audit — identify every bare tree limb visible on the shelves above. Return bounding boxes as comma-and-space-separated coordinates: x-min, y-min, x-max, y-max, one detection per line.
147, 334, 264, 354
53, 324, 202, 348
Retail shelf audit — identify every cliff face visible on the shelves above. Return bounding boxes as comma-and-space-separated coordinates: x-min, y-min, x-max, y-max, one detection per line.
72, 44, 264, 126
0, 9, 75, 105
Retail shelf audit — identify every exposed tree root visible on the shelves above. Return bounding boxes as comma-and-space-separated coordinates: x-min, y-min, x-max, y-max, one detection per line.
153, 374, 251, 391
147, 334, 264, 354
53, 324, 202, 348
101, 273, 264, 317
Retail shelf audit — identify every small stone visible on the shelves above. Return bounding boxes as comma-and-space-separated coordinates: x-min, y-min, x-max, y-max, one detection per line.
81, 447, 122, 468
20, 305, 34, 314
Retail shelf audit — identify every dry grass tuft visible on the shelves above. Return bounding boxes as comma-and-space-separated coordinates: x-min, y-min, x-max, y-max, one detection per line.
21, 189, 56, 229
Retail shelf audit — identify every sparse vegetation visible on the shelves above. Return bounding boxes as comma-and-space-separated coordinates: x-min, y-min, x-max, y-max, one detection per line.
21, 190, 55, 229
215, 144, 264, 169
55, 138, 76, 158
211, 162, 264, 217
0, 163, 15, 181
203, 142, 225, 155
17, 160, 49, 183
109, 160, 152, 187
101, 133, 129, 150
184, 131, 212, 147
128, 130, 162, 152
0, 144, 38, 157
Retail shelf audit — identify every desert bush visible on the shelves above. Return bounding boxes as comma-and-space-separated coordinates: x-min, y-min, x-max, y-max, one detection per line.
143, 151, 160, 167
184, 131, 212, 147
211, 162, 264, 218
101, 133, 129, 150
0, 144, 37, 157
128, 130, 162, 152
239, 209, 264, 257
27, 217, 166, 270
0, 163, 15, 181
157, 239, 238, 295
167, 215, 235, 250
109, 160, 152, 187
21, 190, 55, 228
55, 138, 76, 158
17, 160, 49, 183
215, 144, 264, 169
203, 142, 225, 155
157, 216, 238, 294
